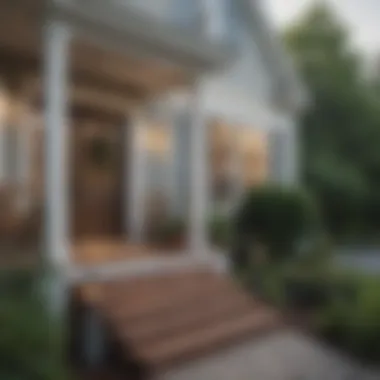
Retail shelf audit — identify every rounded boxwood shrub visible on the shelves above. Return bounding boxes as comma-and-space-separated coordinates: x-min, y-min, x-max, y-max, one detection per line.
234, 186, 320, 265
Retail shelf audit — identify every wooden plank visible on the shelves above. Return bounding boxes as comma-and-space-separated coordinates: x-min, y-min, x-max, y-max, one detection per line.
77, 270, 282, 375
28, 76, 141, 114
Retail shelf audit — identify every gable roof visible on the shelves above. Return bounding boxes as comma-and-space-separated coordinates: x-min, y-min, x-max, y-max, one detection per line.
244, 0, 309, 113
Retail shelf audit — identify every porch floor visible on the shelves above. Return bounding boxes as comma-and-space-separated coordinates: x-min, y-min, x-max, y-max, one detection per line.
73, 240, 185, 266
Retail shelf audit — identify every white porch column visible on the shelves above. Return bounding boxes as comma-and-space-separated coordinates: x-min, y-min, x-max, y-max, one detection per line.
44, 20, 71, 270
16, 100, 33, 213
230, 125, 244, 212
0, 83, 7, 184
286, 120, 299, 184
128, 114, 147, 242
167, 116, 177, 216
189, 85, 209, 257
269, 119, 299, 186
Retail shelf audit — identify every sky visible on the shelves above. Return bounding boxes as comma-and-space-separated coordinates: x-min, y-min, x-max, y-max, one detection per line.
264, 0, 380, 55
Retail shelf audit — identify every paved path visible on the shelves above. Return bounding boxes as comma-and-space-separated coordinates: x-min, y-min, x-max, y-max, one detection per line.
161, 329, 379, 380
336, 250, 380, 274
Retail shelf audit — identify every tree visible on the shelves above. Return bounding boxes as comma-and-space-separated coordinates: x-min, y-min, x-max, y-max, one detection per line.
284, 3, 380, 240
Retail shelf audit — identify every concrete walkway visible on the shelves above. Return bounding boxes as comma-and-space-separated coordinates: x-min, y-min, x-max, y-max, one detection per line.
336, 251, 380, 274
161, 329, 378, 380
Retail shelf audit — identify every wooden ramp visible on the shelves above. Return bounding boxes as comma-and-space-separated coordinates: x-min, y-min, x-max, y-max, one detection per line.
75, 270, 282, 378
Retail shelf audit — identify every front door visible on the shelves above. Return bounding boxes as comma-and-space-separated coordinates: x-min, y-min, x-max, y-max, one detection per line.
72, 120, 125, 240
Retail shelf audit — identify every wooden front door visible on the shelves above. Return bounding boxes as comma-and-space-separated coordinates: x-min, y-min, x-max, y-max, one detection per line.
72, 120, 125, 239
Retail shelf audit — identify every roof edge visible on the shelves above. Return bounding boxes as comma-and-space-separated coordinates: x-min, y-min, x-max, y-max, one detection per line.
245, 0, 310, 113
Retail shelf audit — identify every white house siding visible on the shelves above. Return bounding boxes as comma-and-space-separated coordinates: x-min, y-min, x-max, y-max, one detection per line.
202, 0, 300, 187
148, 0, 300, 220
267, 117, 298, 185
203, 1, 274, 129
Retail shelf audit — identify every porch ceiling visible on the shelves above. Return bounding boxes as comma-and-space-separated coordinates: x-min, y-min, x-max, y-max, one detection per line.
0, 0, 207, 109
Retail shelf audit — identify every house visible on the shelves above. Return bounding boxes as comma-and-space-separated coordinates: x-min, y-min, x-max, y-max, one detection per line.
0, 0, 306, 378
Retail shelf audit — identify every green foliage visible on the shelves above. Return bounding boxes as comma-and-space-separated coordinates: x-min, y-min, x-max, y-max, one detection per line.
240, 248, 380, 363
284, 3, 380, 241
316, 273, 380, 362
150, 218, 186, 246
308, 156, 368, 238
234, 186, 320, 261
208, 213, 232, 249
0, 270, 69, 380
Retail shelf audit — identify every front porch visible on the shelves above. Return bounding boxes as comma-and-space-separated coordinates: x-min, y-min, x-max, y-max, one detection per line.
0, 0, 230, 275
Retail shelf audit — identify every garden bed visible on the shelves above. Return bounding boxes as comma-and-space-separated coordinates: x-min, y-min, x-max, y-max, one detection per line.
246, 265, 380, 366
0, 268, 70, 380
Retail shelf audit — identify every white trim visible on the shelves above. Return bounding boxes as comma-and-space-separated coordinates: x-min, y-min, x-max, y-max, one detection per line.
123, 118, 129, 235
44, 20, 71, 269
189, 83, 209, 259
54, 0, 230, 72
231, 123, 244, 208
66, 254, 210, 284
166, 115, 177, 216
128, 114, 147, 242
246, 0, 308, 111
268, 118, 298, 186
16, 115, 33, 213
283, 120, 298, 185
0, 84, 8, 184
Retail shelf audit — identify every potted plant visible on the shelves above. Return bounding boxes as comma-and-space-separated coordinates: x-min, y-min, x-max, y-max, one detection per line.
208, 213, 232, 250
151, 218, 186, 250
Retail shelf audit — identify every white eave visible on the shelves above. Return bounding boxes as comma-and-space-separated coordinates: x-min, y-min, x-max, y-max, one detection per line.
51, 0, 233, 73
246, 0, 309, 113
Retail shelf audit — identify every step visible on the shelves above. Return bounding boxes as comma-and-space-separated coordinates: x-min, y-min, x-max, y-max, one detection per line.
101, 276, 229, 322
76, 269, 283, 376
136, 308, 280, 370
103, 270, 213, 299
78, 270, 215, 307
124, 291, 257, 344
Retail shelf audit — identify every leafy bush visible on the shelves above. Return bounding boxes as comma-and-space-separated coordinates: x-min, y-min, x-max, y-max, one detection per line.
316, 273, 380, 363
208, 213, 232, 249
242, 245, 334, 309
150, 218, 186, 247
0, 269, 69, 380
306, 155, 369, 240
234, 186, 320, 263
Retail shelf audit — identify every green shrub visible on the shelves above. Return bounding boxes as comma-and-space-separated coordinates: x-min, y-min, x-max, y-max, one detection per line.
208, 213, 232, 249
307, 156, 369, 240
315, 273, 380, 363
234, 186, 320, 263
0, 269, 69, 380
150, 218, 186, 246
